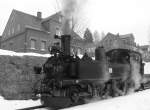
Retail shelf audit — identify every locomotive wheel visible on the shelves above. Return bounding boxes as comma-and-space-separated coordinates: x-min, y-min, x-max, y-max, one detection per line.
70, 91, 79, 103
69, 87, 80, 103
31, 94, 39, 101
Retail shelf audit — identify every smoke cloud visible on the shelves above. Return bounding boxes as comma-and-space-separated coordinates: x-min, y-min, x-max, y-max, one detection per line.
62, 0, 77, 19
61, 0, 88, 35
61, 0, 87, 19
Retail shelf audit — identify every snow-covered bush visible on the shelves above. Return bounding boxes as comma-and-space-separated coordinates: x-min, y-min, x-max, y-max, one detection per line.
0, 49, 48, 100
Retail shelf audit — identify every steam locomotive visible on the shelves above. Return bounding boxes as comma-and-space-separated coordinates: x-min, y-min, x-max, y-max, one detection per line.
33, 34, 145, 109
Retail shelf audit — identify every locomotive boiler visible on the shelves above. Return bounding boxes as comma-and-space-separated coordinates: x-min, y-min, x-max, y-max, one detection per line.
33, 34, 145, 109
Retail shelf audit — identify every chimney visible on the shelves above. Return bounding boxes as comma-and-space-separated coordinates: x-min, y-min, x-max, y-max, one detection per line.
37, 12, 42, 19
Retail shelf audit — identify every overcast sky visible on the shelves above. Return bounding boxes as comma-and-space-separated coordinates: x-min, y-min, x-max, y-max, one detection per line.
0, 0, 150, 45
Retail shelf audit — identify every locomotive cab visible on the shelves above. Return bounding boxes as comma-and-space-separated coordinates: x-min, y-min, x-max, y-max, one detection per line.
106, 49, 143, 79
106, 49, 131, 80
106, 49, 144, 95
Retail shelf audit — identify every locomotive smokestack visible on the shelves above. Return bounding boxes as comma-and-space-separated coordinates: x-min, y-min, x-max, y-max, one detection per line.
61, 35, 71, 56
62, 19, 72, 35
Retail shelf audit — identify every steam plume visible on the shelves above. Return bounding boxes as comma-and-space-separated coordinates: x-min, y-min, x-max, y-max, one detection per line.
62, 0, 78, 19
127, 57, 142, 94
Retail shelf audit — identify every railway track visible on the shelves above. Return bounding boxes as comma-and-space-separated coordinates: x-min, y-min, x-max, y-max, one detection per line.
16, 105, 56, 110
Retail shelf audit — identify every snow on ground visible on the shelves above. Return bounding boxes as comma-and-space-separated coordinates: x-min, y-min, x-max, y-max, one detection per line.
144, 62, 150, 74
0, 49, 51, 57
0, 49, 93, 59
64, 89, 150, 110
1, 89, 150, 110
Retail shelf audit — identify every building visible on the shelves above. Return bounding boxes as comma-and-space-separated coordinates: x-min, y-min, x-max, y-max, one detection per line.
140, 45, 150, 62
140, 45, 150, 52
99, 32, 138, 52
1, 9, 84, 54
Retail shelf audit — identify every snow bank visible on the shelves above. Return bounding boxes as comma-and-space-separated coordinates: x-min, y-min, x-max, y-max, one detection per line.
0, 96, 41, 110
65, 89, 150, 110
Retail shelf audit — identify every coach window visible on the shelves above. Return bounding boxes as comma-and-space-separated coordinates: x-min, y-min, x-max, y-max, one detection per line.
41, 40, 46, 51
30, 39, 36, 49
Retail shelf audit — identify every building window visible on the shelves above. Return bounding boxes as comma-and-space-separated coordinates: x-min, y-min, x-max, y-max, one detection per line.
41, 40, 46, 51
88, 48, 91, 52
30, 39, 36, 49
17, 24, 20, 31
3, 35, 5, 38
59, 16, 62, 23
71, 48, 74, 54
56, 27, 62, 36
91, 48, 95, 52
9, 42, 13, 46
2, 45, 5, 48
77, 48, 81, 54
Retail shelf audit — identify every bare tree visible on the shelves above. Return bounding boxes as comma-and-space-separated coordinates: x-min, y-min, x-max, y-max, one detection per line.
71, 17, 89, 37
54, 0, 62, 12
93, 30, 101, 43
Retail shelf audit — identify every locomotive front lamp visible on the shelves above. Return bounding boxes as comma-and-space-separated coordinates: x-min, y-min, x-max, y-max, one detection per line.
109, 68, 112, 73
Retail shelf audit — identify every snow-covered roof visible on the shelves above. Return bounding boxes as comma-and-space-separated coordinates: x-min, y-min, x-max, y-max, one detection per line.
0, 49, 51, 57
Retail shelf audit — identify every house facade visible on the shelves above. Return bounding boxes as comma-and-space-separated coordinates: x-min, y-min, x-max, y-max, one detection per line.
140, 45, 150, 53
99, 32, 139, 52
140, 45, 150, 62
1, 10, 84, 54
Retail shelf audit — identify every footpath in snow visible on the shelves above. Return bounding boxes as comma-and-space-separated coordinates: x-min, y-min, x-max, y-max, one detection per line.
64, 89, 150, 110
